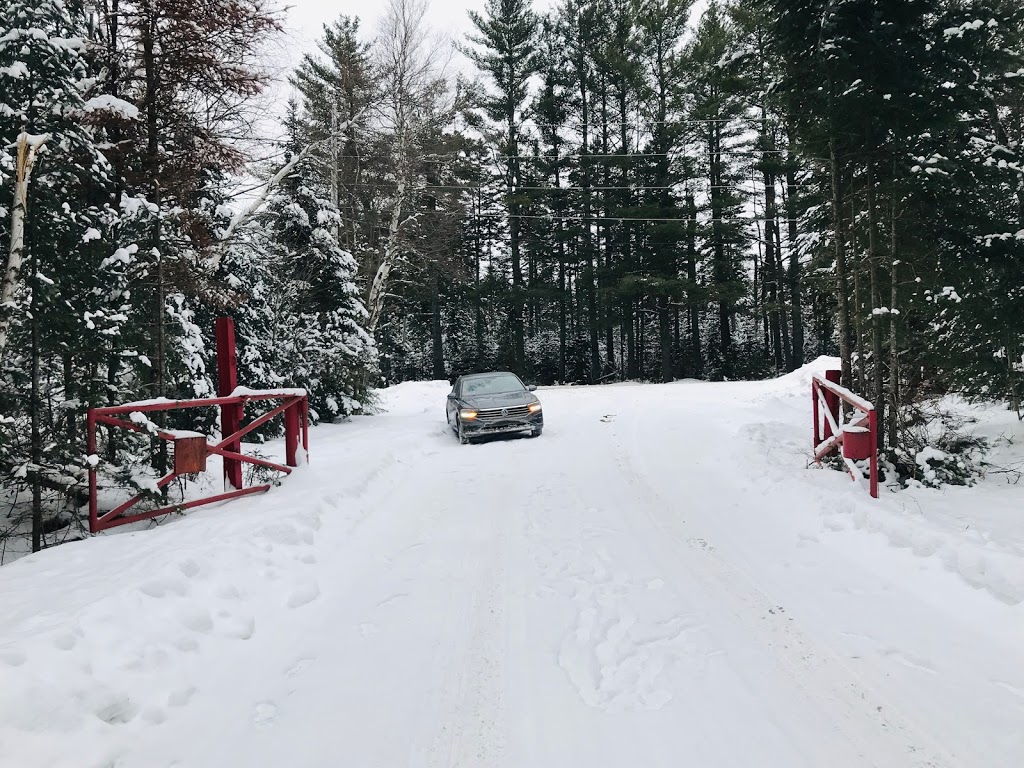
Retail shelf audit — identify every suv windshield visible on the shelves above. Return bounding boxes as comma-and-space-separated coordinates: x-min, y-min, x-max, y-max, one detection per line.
462, 374, 525, 396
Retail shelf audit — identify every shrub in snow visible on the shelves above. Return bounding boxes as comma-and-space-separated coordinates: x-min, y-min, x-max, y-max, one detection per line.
891, 402, 987, 488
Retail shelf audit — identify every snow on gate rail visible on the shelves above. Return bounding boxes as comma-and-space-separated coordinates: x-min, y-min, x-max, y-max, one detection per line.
812, 370, 879, 498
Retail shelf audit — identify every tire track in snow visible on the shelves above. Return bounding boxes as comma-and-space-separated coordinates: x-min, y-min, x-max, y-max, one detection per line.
522, 480, 718, 718
607, 415, 955, 768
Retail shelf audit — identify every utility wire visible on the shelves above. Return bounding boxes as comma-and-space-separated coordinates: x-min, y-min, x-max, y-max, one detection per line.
326, 150, 798, 161
341, 182, 803, 192
460, 212, 799, 223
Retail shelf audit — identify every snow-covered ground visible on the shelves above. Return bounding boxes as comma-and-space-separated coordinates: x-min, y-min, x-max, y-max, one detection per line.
1, 359, 1023, 767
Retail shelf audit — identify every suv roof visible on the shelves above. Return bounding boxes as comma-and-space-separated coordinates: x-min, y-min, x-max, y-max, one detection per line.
461, 371, 515, 379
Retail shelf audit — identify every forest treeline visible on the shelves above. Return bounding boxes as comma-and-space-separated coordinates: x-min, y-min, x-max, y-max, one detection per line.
344, 0, 1023, 450
1, 0, 1023, 549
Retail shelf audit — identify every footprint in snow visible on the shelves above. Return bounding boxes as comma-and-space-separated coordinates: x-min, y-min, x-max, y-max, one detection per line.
253, 701, 278, 725
52, 632, 77, 651
167, 687, 197, 708
141, 706, 168, 725
220, 613, 256, 641
286, 582, 320, 609
172, 635, 199, 652
95, 696, 140, 725
139, 578, 188, 598
285, 657, 315, 678
0, 648, 26, 666
177, 607, 214, 634
214, 583, 242, 600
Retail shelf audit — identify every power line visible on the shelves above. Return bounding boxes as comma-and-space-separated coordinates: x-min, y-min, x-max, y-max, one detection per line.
485, 116, 789, 128
462, 212, 799, 224
327, 150, 796, 161
343, 182, 793, 192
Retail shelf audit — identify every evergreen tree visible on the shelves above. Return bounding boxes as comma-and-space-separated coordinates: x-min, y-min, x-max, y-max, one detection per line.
0, 0, 124, 550
466, 0, 541, 377
229, 105, 377, 421
689, 3, 751, 379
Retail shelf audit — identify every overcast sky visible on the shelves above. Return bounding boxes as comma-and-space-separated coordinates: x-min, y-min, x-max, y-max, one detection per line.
254, 0, 702, 143
278, 0, 497, 76
273, 0, 702, 89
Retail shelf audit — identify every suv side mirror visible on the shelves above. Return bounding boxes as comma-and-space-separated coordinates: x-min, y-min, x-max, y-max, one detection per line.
528, 385, 537, 392
447, 393, 457, 400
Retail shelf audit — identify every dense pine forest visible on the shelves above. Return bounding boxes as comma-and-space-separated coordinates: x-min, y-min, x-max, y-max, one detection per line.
2, 0, 1023, 550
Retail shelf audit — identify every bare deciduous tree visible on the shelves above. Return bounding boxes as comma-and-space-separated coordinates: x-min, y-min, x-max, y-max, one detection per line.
366, 0, 455, 333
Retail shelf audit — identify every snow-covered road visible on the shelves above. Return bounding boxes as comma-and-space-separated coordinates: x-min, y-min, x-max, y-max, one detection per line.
2, 364, 1023, 767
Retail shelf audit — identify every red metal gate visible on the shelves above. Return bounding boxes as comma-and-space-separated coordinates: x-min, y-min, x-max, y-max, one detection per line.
86, 318, 309, 533
812, 369, 879, 498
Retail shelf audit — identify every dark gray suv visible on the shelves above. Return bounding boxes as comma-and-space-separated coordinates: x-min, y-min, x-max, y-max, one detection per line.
446, 372, 544, 444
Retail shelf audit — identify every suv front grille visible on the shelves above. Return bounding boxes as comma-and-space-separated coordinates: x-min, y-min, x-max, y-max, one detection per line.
476, 405, 531, 422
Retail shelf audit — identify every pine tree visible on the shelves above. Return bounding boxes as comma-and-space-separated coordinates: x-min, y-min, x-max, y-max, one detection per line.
689, 2, 750, 380
0, 0, 126, 550
231, 105, 378, 421
466, 0, 541, 377
292, 15, 377, 258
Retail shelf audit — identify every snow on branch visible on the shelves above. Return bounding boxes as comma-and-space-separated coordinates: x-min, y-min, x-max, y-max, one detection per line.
215, 110, 365, 257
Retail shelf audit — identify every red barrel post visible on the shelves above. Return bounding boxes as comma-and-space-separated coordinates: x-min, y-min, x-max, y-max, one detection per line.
841, 426, 873, 460
216, 317, 244, 490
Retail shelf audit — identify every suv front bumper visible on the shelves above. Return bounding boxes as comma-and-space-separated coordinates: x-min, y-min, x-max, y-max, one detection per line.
463, 412, 543, 437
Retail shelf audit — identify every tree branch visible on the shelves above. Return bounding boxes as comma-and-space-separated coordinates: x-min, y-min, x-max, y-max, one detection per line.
212, 110, 364, 265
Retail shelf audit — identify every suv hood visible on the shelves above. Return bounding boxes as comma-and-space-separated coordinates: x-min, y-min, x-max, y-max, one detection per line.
463, 392, 535, 409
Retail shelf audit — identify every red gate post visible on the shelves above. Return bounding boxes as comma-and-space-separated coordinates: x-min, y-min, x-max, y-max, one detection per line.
822, 369, 841, 445
868, 409, 879, 499
301, 398, 309, 461
812, 379, 821, 451
285, 400, 299, 467
88, 409, 98, 533
216, 317, 244, 490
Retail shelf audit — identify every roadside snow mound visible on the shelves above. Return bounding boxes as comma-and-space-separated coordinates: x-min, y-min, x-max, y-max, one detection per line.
759, 355, 842, 398
376, 380, 451, 417
736, 393, 1024, 605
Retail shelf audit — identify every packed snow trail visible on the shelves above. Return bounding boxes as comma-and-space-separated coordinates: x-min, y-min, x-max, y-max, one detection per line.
1, 365, 1023, 767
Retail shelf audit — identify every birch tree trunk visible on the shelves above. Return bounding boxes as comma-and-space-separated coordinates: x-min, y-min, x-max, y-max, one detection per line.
367, 146, 407, 333
0, 133, 48, 364
364, 0, 450, 336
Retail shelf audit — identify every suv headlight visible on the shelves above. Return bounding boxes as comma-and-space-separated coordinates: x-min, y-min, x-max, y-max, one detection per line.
459, 409, 478, 420
528, 402, 542, 413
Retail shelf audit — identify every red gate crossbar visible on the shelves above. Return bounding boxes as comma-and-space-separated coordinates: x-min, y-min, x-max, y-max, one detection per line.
87, 391, 309, 533
812, 372, 879, 498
